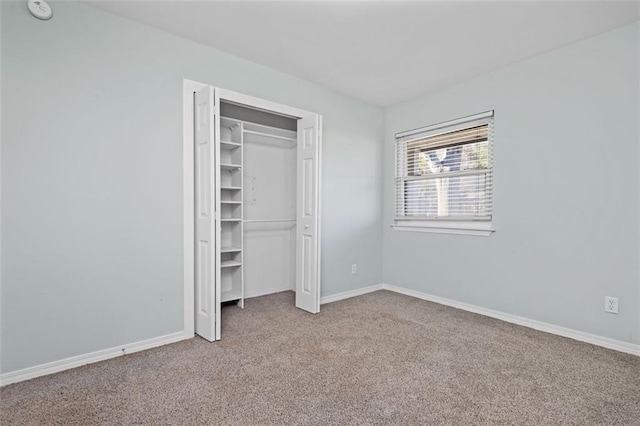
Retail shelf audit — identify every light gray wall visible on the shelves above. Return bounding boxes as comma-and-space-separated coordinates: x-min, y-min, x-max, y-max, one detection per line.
0, 0, 384, 374
383, 22, 640, 344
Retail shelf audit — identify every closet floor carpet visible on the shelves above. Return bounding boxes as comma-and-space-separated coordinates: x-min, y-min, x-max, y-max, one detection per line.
1, 290, 639, 425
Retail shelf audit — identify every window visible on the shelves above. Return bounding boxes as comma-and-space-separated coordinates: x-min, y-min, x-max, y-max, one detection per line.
393, 111, 494, 236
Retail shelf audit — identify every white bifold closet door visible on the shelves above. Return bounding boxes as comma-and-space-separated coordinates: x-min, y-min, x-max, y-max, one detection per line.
194, 86, 217, 341
295, 115, 321, 314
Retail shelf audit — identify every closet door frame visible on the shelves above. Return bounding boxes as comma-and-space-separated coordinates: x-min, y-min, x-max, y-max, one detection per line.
183, 79, 323, 338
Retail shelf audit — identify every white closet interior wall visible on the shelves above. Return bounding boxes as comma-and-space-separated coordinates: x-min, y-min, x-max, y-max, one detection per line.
220, 102, 298, 299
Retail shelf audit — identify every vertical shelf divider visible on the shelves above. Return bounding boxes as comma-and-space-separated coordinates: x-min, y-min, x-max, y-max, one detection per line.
219, 116, 244, 308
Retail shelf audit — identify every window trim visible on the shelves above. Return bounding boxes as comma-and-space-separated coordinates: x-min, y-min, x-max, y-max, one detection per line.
391, 221, 494, 237
395, 110, 494, 140
393, 111, 495, 236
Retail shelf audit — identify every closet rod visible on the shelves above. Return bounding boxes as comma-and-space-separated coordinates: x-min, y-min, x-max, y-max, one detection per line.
243, 129, 295, 142
239, 119, 295, 135
244, 219, 296, 223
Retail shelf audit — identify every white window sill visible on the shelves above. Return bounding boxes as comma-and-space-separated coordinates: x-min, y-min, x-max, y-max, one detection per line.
391, 220, 494, 237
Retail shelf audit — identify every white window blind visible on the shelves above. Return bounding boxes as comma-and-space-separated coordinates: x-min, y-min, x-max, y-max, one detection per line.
395, 111, 494, 229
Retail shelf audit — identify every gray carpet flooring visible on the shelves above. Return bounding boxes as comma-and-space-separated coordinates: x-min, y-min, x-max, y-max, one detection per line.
1, 290, 639, 425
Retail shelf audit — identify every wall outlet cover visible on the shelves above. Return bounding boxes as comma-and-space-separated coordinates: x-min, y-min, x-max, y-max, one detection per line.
604, 296, 619, 314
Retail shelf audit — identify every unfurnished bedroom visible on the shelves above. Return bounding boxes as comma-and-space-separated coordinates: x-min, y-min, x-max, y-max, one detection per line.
1, 1, 639, 424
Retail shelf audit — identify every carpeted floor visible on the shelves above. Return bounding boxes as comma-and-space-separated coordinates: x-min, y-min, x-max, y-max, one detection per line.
1, 290, 639, 425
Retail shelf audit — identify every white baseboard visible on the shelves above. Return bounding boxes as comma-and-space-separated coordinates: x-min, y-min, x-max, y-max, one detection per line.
320, 283, 384, 305
382, 283, 640, 357
3, 282, 636, 387
0, 331, 191, 387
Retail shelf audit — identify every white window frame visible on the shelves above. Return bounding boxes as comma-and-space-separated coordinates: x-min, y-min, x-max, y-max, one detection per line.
392, 111, 495, 237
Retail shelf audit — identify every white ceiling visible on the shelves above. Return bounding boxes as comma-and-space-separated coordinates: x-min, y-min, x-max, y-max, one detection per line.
84, 1, 640, 106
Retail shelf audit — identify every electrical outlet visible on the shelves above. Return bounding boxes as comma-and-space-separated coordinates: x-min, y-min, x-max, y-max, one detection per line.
604, 296, 619, 314
351, 264, 357, 275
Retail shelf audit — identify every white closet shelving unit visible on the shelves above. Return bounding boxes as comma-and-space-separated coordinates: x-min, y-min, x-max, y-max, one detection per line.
217, 113, 297, 307
219, 117, 244, 305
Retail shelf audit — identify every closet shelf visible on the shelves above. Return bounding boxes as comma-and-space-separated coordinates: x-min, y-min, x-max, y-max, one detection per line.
219, 113, 245, 310
220, 140, 241, 149
220, 163, 242, 170
221, 246, 242, 253
221, 288, 243, 303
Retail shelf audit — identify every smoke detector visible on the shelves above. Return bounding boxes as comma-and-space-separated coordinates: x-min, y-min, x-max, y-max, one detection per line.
28, 0, 52, 20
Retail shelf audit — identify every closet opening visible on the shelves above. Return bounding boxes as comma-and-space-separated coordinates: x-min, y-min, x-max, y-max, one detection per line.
183, 81, 322, 343
218, 101, 298, 307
